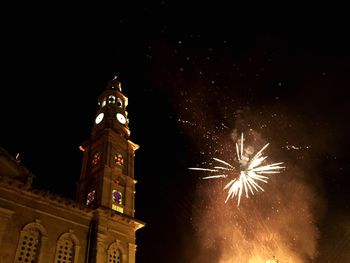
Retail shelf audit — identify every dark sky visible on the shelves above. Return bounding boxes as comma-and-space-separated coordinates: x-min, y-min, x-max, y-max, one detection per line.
1, 3, 350, 262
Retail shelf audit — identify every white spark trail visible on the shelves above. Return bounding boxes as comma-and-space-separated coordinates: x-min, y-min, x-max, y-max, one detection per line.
189, 132, 285, 206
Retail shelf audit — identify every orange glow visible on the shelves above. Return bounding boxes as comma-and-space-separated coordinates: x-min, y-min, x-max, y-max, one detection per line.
191, 151, 319, 263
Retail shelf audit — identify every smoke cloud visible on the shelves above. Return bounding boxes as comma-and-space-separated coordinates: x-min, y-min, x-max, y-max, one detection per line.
177, 90, 326, 262
192, 161, 320, 262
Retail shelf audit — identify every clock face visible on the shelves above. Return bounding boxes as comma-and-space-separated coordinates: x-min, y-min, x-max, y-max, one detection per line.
95, 112, 104, 124
116, 113, 126, 124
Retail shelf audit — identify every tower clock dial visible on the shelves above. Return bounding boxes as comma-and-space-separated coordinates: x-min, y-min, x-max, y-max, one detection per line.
116, 113, 126, 124
95, 112, 104, 124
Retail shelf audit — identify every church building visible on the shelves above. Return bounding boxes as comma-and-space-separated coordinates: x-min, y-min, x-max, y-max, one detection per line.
0, 77, 145, 263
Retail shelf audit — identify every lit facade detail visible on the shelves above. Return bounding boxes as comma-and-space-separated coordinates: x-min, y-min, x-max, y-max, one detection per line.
112, 190, 124, 213
91, 153, 100, 166
115, 153, 124, 166
86, 190, 95, 205
112, 190, 123, 205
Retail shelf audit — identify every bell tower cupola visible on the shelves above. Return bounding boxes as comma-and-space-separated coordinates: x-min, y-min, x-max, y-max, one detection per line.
76, 76, 139, 217
92, 75, 130, 139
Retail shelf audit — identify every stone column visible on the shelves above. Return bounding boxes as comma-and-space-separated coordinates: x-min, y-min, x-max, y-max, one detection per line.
128, 243, 137, 263
0, 207, 14, 247
95, 233, 106, 263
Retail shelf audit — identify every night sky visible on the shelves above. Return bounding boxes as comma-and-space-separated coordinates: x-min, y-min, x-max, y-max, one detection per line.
1, 3, 350, 262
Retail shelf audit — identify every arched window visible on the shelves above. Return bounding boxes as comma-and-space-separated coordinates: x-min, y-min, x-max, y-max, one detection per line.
107, 242, 122, 263
14, 222, 47, 263
112, 190, 122, 205
101, 99, 107, 107
54, 232, 80, 263
108, 95, 116, 104
116, 98, 123, 108
112, 190, 124, 213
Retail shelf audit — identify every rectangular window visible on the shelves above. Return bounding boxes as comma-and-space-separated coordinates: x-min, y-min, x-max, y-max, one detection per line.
112, 204, 124, 213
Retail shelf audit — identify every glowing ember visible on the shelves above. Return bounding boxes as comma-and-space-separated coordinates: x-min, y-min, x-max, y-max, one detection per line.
189, 132, 285, 206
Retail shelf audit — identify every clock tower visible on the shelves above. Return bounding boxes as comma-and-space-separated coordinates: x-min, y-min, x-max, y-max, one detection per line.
76, 76, 144, 262
77, 76, 137, 214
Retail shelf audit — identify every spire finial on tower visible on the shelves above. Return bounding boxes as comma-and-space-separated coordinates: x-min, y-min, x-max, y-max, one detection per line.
108, 75, 122, 92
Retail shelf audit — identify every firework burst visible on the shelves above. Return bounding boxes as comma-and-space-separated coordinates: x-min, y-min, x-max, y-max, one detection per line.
189, 133, 285, 206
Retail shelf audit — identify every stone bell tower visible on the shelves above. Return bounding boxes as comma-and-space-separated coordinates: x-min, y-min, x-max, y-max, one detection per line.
76, 76, 144, 263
